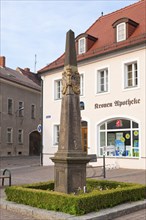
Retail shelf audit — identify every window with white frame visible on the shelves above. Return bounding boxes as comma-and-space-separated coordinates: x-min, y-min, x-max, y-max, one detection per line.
54, 125, 60, 145
99, 119, 139, 158
18, 101, 24, 117
117, 22, 126, 42
54, 79, 62, 100
80, 74, 84, 96
124, 62, 138, 88
78, 38, 86, 54
97, 68, 108, 93
7, 98, 13, 115
31, 104, 35, 119
7, 128, 13, 143
18, 129, 23, 144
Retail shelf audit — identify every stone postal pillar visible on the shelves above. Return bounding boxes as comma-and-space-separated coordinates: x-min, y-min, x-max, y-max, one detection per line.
51, 30, 90, 194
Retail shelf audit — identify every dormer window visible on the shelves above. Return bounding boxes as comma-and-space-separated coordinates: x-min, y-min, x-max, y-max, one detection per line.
112, 18, 139, 43
78, 37, 86, 54
76, 33, 97, 55
117, 22, 126, 42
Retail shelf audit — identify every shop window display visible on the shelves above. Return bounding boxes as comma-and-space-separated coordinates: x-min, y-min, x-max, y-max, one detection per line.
99, 119, 139, 158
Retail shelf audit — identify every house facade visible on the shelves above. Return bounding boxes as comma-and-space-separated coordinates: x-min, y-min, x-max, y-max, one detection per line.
0, 56, 41, 156
38, 0, 146, 169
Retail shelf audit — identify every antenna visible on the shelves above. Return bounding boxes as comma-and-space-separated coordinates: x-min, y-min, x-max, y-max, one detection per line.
34, 54, 37, 73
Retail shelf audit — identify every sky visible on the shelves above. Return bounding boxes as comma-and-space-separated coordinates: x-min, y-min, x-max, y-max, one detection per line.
1, 0, 139, 72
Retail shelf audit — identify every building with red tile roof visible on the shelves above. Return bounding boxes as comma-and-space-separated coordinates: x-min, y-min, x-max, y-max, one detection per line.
39, 0, 146, 73
38, 0, 146, 169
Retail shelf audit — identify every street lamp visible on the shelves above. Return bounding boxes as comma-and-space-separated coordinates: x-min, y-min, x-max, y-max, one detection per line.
15, 107, 24, 116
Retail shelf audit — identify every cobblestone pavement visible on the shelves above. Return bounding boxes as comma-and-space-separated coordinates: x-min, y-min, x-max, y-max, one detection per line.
0, 156, 146, 220
114, 209, 146, 220
0, 208, 38, 220
0, 156, 40, 169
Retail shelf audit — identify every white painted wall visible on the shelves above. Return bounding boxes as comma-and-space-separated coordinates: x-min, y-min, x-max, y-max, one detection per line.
41, 46, 146, 169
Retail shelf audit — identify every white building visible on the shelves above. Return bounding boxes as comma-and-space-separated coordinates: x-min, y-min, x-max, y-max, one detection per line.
38, 0, 146, 169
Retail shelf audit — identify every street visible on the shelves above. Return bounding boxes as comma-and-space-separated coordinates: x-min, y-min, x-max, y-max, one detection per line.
0, 156, 146, 220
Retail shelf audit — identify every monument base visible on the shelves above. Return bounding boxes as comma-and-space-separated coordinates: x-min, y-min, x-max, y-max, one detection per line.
51, 156, 90, 194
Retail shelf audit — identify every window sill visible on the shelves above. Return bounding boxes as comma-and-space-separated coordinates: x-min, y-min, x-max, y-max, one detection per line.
123, 86, 139, 91
53, 144, 58, 147
96, 91, 110, 96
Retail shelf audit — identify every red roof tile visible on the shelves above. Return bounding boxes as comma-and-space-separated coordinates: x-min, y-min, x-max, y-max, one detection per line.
38, 0, 146, 73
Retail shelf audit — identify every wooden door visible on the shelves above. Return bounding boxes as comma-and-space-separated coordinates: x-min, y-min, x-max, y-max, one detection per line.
82, 127, 88, 152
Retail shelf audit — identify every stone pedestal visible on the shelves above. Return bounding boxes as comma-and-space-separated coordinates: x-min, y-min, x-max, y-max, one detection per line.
52, 157, 90, 193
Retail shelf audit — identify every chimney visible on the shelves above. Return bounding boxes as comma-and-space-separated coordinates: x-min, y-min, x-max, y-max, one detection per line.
24, 68, 30, 72
0, 56, 6, 68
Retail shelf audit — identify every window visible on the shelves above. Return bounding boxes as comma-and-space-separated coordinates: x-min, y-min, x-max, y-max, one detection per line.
97, 69, 108, 93
78, 38, 86, 54
18, 129, 23, 144
80, 74, 84, 96
117, 22, 126, 42
125, 62, 138, 88
99, 119, 139, 158
31, 104, 35, 119
18, 101, 24, 117
8, 98, 13, 115
54, 80, 62, 100
7, 128, 13, 143
54, 125, 60, 145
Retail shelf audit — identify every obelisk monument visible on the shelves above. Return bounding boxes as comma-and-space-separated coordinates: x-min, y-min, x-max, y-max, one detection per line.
51, 30, 90, 194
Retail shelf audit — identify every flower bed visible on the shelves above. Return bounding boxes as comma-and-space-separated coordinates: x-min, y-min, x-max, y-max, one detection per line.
5, 179, 146, 215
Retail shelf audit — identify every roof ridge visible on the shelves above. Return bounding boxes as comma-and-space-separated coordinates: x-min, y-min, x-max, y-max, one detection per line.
86, 0, 142, 34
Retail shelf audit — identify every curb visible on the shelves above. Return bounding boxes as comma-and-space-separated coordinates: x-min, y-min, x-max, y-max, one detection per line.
0, 199, 146, 220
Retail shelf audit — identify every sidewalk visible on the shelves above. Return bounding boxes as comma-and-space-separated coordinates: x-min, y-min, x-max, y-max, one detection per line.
0, 156, 146, 220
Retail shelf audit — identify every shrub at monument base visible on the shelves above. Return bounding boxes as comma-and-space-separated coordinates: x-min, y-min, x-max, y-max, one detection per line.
5, 179, 146, 215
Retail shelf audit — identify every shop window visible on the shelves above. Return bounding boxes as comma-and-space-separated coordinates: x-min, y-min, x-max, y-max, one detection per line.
54, 125, 60, 145
99, 119, 139, 158
107, 119, 130, 129
124, 62, 138, 89
54, 79, 62, 100
97, 68, 108, 93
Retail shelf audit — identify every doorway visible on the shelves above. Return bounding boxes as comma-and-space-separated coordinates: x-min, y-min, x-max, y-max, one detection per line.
29, 131, 41, 156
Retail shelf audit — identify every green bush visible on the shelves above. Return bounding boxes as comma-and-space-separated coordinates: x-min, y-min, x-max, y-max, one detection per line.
5, 179, 146, 215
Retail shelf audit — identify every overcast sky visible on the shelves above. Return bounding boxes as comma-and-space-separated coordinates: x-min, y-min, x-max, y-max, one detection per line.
1, 0, 138, 72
